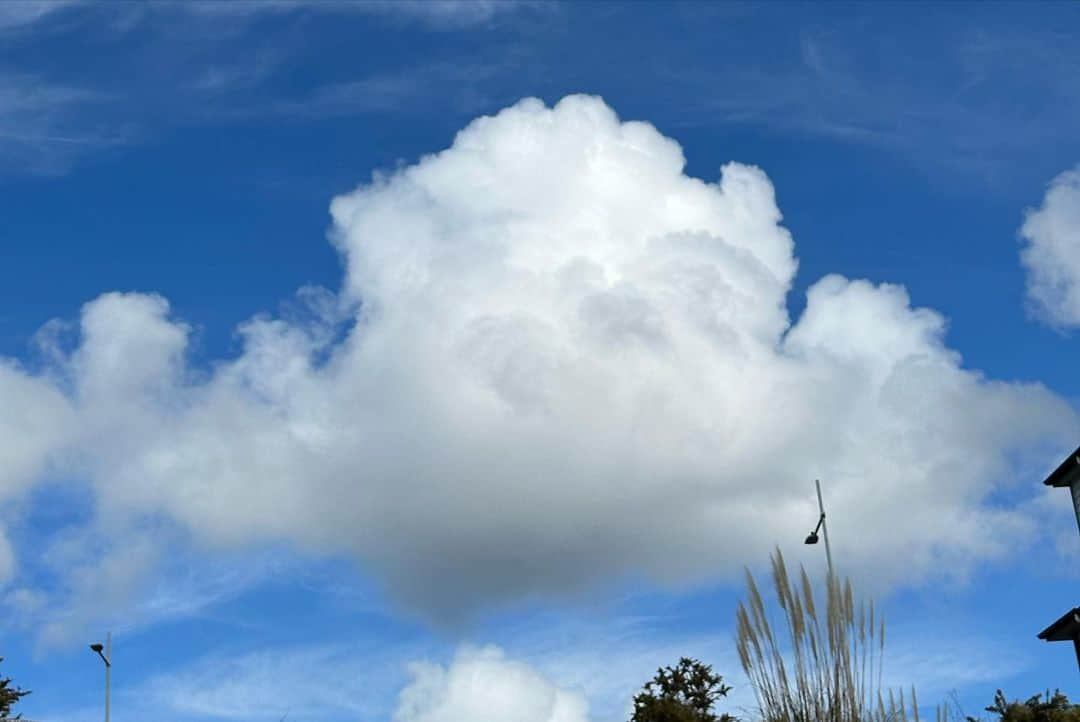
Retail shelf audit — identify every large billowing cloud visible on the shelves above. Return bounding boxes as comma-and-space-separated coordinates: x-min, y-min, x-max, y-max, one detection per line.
1020, 167, 1080, 329
1, 95, 1076, 627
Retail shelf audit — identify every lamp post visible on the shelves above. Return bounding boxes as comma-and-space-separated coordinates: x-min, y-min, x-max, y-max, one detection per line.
89, 632, 111, 722
804, 479, 834, 578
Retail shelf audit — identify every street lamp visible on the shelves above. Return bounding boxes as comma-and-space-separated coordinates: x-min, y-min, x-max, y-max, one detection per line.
804, 479, 834, 578
88, 632, 111, 722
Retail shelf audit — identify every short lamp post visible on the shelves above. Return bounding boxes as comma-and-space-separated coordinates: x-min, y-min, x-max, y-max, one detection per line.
89, 632, 111, 722
1036, 445, 1080, 673
804, 479, 834, 578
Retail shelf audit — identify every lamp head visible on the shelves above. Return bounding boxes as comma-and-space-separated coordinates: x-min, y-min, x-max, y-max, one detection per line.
804, 531, 819, 545
89, 643, 104, 653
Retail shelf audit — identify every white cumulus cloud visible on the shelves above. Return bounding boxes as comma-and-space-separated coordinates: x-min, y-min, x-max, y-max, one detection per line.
396, 646, 589, 722
0, 95, 1076, 630
1020, 167, 1080, 329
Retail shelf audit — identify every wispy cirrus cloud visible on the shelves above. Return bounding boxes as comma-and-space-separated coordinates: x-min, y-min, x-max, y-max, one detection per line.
269, 61, 508, 119
0, 0, 79, 32
0, 73, 128, 173
138, 643, 403, 721
0, 0, 539, 173
3, 519, 289, 650
173, 0, 549, 30
654, 12, 1080, 185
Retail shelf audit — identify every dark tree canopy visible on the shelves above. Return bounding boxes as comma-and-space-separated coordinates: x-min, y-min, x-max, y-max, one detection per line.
981, 689, 1080, 722
0, 657, 29, 719
631, 657, 734, 722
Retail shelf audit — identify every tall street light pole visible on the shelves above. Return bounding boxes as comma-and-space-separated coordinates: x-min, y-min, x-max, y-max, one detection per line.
804, 479, 834, 578
89, 632, 111, 722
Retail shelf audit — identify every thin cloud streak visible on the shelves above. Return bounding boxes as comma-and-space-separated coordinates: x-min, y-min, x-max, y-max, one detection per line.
0, 73, 128, 173
175, 0, 549, 30
655, 16, 1080, 186
0, 0, 79, 32
1, 3, 1076, 183
270, 62, 507, 119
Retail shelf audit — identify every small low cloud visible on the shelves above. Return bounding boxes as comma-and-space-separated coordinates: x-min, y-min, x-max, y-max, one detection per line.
397, 646, 589, 722
1020, 167, 1080, 329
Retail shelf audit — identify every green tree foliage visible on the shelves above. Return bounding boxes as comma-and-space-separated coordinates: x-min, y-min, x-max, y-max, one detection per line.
0, 657, 30, 719
981, 689, 1080, 722
630, 657, 735, 722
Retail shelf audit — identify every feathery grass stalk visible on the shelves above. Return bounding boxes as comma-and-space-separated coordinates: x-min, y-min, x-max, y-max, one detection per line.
736, 549, 919, 722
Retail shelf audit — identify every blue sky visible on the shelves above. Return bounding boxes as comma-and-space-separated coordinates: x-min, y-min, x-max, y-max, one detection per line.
2, 2, 1080, 721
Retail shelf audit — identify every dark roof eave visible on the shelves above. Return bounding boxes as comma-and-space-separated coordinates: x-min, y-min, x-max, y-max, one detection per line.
1039, 607, 1080, 641
1043, 445, 1080, 488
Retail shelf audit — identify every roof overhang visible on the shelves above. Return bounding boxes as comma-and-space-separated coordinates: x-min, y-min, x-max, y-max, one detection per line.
1043, 445, 1080, 488
1039, 607, 1080, 642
